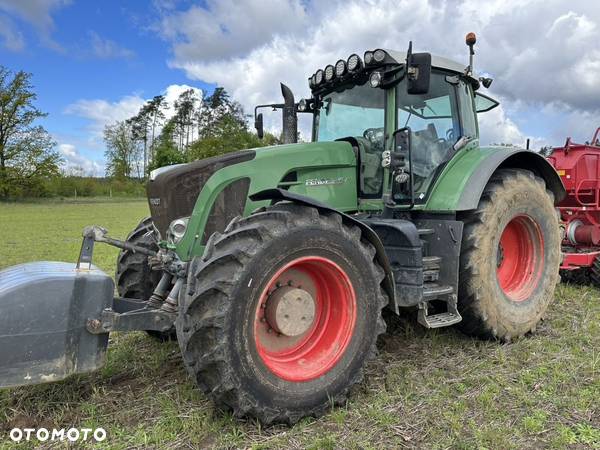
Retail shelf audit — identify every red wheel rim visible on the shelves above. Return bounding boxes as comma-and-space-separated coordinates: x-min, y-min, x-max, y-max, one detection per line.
254, 256, 357, 382
496, 215, 544, 302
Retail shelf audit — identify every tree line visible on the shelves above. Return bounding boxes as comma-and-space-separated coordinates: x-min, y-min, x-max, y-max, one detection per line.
0, 65, 279, 199
0, 66, 62, 198
103, 87, 279, 180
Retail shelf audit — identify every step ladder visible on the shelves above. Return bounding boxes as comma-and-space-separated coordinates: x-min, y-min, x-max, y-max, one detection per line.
416, 229, 462, 329
417, 290, 462, 328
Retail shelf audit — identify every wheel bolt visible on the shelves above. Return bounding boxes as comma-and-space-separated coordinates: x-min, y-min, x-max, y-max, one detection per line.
261, 302, 266, 308
267, 328, 273, 333
288, 280, 293, 286
276, 282, 281, 288
260, 317, 266, 323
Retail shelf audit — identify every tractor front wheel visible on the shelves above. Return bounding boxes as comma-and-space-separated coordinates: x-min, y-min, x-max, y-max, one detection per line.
458, 169, 560, 341
115, 217, 175, 341
176, 203, 387, 425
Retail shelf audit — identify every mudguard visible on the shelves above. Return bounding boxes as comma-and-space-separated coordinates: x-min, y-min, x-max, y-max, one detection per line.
426, 146, 566, 212
0, 262, 113, 388
250, 188, 398, 313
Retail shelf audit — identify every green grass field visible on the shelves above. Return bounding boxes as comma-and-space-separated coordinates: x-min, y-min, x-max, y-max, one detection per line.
0, 200, 598, 449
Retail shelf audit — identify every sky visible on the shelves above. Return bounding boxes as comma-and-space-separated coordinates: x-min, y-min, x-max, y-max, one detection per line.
0, 0, 599, 176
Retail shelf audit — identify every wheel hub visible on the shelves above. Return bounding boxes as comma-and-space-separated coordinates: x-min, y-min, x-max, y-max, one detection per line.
254, 255, 357, 382
265, 286, 315, 336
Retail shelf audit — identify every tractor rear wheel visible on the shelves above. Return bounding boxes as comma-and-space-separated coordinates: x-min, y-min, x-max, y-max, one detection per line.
176, 203, 387, 425
115, 217, 174, 341
458, 169, 560, 341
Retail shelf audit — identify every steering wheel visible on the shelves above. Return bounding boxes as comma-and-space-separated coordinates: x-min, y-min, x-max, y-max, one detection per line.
363, 127, 385, 151
446, 128, 455, 142
363, 127, 384, 142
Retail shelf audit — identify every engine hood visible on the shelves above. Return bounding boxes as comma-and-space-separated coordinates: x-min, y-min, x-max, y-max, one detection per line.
147, 150, 255, 236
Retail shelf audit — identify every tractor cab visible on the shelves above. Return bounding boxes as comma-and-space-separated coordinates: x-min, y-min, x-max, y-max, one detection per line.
255, 35, 500, 210
305, 45, 499, 208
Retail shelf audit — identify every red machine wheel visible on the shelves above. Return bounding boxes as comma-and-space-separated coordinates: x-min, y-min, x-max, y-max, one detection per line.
496, 215, 544, 301
254, 256, 357, 382
459, 169, 560, 341
177, 203, 387, 425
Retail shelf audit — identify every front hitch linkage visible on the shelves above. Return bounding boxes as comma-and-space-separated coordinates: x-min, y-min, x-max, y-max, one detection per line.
77, 225, 183, 335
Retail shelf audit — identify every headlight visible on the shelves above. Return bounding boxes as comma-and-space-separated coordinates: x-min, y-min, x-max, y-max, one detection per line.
347, 54, 362, 71
335, 59, 346, 77
324, 64, 335, 82
373, 49, 386, 62
167, 217, 189, 244
369, 71, 382, 88
315, 69, 324, 85
308, 74, 316, 88
298, 98, 308, 112
364, 50, 374, 65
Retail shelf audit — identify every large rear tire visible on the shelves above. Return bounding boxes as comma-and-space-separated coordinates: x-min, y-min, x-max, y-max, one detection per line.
458, 169, 560, 341
176, 203, 387, 425
115, 217, 174, 341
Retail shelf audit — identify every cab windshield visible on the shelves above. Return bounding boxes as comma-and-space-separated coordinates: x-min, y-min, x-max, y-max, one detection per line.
317, 83, 385, 146
316, 83, 386, 196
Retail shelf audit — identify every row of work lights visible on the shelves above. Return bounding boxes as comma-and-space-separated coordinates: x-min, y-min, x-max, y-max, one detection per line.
308, 49, 390, 89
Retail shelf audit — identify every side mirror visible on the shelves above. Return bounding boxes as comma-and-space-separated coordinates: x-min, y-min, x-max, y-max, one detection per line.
394, 127, 411, 154
406, 52, 431, 95
254, 112, 264, 139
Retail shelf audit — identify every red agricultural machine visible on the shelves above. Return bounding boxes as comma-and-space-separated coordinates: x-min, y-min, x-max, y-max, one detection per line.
545, 127, 600, 283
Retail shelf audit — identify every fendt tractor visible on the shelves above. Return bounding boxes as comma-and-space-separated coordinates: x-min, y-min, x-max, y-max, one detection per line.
0, 34, 565, 424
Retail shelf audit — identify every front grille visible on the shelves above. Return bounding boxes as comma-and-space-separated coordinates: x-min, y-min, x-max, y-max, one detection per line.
146, 150, 255, 237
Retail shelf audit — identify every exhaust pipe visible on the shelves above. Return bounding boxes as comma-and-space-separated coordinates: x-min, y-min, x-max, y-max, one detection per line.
280, 83, 297, 144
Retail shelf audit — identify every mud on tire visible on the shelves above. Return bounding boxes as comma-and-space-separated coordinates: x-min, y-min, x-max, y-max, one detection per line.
458, 169, 561, 341
176, 203, 388, 425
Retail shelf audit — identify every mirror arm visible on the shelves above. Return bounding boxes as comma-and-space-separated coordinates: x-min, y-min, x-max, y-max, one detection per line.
254, 103, 284, 118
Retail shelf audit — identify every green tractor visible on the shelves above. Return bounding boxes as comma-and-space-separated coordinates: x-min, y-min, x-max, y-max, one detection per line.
0, 34, 564, 425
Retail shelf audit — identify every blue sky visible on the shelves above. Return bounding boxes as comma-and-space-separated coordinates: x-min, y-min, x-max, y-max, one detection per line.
0, 1, 214, 174
1, 0, 599, 175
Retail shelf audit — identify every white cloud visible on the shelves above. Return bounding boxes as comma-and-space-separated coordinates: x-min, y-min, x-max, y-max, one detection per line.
161, 83, 202, 118
157, 0, 308, 62
65, 94, 147, 139
89, 31, 135, 60
0, 0, 70, 50
156, 0, 600, 144
64, 84, 203, 140
477, 101, 548, 149
478, 104, 527, 147
59, 143, 104, 177
0, 14, 24, 51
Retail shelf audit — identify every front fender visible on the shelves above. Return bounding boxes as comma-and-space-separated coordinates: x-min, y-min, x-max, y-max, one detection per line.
425, 145, 566, 212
